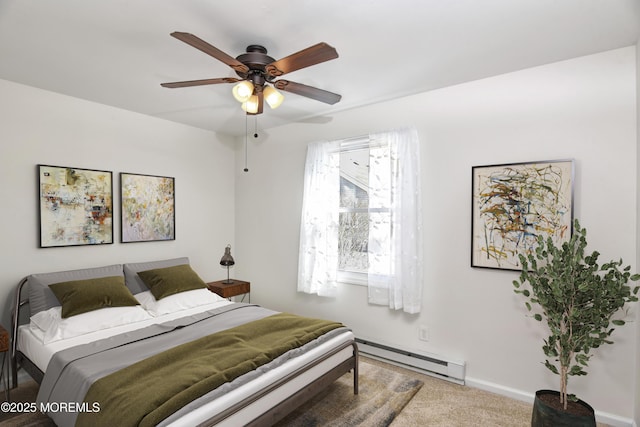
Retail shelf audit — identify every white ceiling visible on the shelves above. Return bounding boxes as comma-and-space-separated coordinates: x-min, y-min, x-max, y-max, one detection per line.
1, 0, 638, 137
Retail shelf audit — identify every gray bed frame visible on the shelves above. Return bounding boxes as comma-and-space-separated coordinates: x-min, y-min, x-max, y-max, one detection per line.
11, 277, 359, 426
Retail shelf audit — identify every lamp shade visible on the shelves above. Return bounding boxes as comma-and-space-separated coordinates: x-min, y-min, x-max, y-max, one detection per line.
263, 85, 284, 109
232, 81, 254, 102
241, 95, 260, 114
220, 244, 235, 266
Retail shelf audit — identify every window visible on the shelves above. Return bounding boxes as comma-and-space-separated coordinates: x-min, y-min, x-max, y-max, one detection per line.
298, 128, 423, 313
338, 140, 390, 285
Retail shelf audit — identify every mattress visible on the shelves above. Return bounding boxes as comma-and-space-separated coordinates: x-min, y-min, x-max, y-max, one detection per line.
18, 299, 234, 372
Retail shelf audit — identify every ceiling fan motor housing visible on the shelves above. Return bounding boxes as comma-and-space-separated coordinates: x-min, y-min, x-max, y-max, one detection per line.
235, 45, 276, 86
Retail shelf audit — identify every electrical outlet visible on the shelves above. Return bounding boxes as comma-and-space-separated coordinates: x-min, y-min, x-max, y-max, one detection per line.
418, 325, 429, 342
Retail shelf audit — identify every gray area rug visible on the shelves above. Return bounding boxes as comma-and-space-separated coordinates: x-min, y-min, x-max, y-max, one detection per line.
275, 360, 424, 427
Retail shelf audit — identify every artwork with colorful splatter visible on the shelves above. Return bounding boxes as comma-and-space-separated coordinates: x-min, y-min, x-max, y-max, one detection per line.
39, 165, 113, 247
120, 173, 175, 242
471, 160, 573, 270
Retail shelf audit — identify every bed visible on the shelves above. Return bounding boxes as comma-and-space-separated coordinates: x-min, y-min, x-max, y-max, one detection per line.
10, 257, 358, 426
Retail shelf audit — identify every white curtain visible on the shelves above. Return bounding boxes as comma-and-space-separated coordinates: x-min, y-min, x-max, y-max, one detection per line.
297, 140, 341, 297
367, 128, 423, 313
298, 127, 423, 313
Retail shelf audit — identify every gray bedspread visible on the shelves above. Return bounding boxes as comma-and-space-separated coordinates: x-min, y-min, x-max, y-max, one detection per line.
36, 303, 348, 426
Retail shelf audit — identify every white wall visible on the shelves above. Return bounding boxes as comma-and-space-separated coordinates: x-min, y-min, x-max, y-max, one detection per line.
0, 79, 236, 328
235, 47, 638, 422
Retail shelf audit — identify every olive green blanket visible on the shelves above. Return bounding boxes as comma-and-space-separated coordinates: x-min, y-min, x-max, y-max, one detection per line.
76, 312, 343, 427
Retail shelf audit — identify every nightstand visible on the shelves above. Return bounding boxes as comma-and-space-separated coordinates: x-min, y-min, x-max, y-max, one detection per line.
207, 280, 250, 303
0, 324, 9, 402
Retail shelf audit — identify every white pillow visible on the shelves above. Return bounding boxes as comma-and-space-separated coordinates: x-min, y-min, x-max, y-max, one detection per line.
30, 305, 152, 344
135, 288, 225, 316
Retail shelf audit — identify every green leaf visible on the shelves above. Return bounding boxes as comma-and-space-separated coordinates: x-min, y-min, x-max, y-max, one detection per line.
569, 365, 587, 376
611, 320, 625, 326
544, 360, 559, 375
575, 353, 590, 366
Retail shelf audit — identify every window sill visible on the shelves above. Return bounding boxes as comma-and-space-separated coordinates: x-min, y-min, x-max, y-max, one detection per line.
337, 270, 368, 287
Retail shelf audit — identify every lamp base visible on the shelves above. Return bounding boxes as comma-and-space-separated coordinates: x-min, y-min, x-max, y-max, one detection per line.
222, 266, 234, 284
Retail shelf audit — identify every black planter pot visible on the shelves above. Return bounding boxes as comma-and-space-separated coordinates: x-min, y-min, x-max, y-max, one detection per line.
531, 390, 596, 427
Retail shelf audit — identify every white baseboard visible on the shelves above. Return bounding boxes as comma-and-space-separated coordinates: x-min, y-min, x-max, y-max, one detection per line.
465, 376, 634, 427
464, 376, 535, 405
356, 338, 465, 385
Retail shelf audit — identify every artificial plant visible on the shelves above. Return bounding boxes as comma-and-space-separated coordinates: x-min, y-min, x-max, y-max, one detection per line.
513, 219, 639, 410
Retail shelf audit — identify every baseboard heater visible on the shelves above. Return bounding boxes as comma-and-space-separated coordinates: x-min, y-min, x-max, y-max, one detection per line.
356, 338, 466, 385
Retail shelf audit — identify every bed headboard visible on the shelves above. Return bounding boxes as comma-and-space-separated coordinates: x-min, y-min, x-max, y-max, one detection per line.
9, 257, 193, 388
11, 276, 29, 387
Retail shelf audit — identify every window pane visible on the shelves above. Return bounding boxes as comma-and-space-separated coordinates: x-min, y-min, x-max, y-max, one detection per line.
340, 148, 369, 208
339, 147, 370, 272
339, 212, 369, 272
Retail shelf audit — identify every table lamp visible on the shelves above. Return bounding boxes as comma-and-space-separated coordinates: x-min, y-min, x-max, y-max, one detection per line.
220, 244, 235, 284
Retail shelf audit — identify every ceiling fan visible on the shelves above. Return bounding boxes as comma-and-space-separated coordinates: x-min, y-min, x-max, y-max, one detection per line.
161, 32, 341, 115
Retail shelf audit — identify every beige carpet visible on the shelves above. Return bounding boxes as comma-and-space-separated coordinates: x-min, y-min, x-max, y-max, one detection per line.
363, 357, 611, 427
363, 356, 532, 427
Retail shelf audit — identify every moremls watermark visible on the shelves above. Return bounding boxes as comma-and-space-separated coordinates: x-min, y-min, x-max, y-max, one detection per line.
1, 401, 100, 413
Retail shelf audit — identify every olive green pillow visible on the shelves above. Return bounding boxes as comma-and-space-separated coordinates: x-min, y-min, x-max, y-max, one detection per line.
49, 276, 139, 318
137, 264, 206, 300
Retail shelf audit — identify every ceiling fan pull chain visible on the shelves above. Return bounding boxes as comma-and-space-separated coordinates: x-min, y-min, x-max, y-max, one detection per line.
254, 115, 259, 138
244, 114, 249, 172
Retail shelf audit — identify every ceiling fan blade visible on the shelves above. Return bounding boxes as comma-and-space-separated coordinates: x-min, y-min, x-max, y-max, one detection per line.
161, 77, 240, 88
265, 43, 338, 77
170, 32, 249, 74
274, 80, 341, 105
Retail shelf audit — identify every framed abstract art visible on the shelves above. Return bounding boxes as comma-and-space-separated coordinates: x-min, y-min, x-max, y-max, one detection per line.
38, 165, 113, 247
471, 159, 574, 271
120, 172, 175, 243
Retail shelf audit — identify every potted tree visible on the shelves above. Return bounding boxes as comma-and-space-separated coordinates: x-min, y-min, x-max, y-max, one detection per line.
513, 219, 639, 426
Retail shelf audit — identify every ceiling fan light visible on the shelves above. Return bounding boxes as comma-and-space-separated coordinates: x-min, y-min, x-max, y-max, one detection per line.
264, 85, 284, 109
241, 95, 260, 114
232, 81, 254, 102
